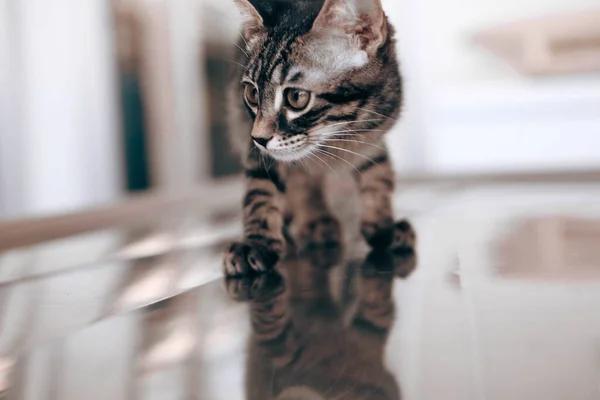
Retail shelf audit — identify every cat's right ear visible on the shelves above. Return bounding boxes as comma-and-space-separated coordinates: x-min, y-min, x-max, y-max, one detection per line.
312, 0, 387, 58
234, 0, 264, 41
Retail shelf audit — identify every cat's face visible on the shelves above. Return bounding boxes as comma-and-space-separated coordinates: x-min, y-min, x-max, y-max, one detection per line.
235, 0, 400, 162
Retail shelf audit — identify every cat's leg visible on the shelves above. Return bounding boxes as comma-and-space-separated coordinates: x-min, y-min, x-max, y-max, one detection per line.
286, 170, 341, 248
357, 151, 397, 248
350, 250, 396, 352
349, 232, 418, 347
224, 268, 299, 368
223, 159, 286, 276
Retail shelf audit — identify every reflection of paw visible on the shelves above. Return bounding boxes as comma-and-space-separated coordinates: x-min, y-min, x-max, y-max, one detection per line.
391, 220, 417, 250
362, 219, 417, 278
297, 215, 341, 248
363, 247, 417, 279
225, 272, 284, 302
390, 220, 417, 277
391, 248, 417, 278
361, 216, 395, 248
223, 241, 280, 277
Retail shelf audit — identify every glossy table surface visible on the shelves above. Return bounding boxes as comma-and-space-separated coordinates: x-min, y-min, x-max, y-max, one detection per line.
1, 182, 600, 400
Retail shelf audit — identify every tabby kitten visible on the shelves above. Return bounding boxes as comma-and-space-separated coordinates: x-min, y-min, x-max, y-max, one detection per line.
224, 0, 403, 276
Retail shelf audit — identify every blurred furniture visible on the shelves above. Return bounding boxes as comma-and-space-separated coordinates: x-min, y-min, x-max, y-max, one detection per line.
497, 216, 600, 280
112, 0, 244, 189
475, 10, 600, 76
112, 0, 208, 193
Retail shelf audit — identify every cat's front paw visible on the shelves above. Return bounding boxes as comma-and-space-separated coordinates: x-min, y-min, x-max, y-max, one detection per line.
390, 220, 417, 277
391, 219, 417, 251
361, 216, 395, 248
225, 272, 284, 302
223, 241, 280, 277
362, 218, 417, 252
296, 215, 341, 248
363, 221, 418, 278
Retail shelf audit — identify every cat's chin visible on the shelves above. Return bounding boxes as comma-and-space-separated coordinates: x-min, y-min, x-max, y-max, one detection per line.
261, 145, 317, 163
267, 151, 308, 163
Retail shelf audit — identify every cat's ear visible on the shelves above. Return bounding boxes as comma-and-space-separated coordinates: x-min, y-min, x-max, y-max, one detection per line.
312, 0, 387, 57
234, 0, 264, 41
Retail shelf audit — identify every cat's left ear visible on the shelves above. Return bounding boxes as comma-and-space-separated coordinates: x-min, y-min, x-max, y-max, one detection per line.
234, 0, 264, 41
312, 0, 387, 57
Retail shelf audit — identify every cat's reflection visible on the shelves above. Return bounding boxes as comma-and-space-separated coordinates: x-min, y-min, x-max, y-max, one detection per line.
225, 245, 417, 400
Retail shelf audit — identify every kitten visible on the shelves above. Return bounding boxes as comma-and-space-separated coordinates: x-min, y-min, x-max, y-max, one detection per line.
223, 0, 404, 277
225, 244, 417, 399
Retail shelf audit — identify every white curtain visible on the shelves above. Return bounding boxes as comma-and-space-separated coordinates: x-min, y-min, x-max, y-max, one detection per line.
0, 0, 122, 219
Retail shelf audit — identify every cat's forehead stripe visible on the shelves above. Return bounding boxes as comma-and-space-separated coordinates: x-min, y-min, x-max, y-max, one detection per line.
288, 71, 303, 84
262, 35, 293, 85
254, 35, 278, 83
249, 31, 298, 90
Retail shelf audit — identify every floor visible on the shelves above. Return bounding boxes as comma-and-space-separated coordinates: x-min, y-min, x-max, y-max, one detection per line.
1, 182, 600, 399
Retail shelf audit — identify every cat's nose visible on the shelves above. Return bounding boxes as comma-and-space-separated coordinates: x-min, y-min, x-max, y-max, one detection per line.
253, 136, 272, 148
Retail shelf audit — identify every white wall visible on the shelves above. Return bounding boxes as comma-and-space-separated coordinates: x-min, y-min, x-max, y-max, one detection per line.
0, 0, 26, 217
0, 0, 122, 219
384, 0, 600, 174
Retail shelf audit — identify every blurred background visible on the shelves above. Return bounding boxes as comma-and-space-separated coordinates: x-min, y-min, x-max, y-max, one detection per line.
1, 1, 600, 398
0, 0, 599, 221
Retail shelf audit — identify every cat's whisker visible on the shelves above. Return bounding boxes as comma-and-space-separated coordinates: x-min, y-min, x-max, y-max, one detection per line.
306, 119, 386, 135
311, 128, 387, 136
322, 138, 388, 152
220, 59, 250, 71
296, 151, 310, 173
315, 148, 362, 175
267, 154, 277, 170
314, 149, 343, 172
331, 379, 361, 400
322, 360, 349, 397
320, 133, 378, 138
306, 118, 386, 134
308, 151, 337, 176
296, 153, 308, 171
329, 117, 386, 128
316, 144, 382, 168
247, 145, 256, 159
356, 107, 397, 121
199, 24, 248, 58
233, 42, 249, 58
207, 9, 251, 51
259, 151, 273, 172
313, 148, 337, 164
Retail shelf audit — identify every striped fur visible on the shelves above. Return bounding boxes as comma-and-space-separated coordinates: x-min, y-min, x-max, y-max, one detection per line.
224, 0, 404, 276
225, 242, 419, 399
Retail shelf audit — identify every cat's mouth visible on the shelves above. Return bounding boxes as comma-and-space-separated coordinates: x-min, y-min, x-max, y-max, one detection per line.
254, 134, 316, 162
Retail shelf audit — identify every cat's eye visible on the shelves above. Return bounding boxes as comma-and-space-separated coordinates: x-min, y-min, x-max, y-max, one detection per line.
285, 88, 311, 111
244, 83, 259, 108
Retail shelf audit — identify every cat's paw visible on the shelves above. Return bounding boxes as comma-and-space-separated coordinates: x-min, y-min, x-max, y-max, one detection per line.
390, 220, 417, 277
362, 218, 417, 250
225, 272, 284, 302
363, 242, 417, 280
361, 216, 395, 248
297, 215, 342, 248
223, 241, 280, 277
391, 219, 417, 251
392, 248, 418, 278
